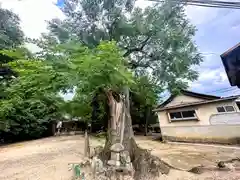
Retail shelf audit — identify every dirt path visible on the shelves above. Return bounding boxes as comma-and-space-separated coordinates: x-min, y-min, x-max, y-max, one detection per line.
0, 135, 239, 180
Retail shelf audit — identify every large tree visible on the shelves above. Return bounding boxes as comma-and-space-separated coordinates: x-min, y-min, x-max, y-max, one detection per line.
32, 0, 203, 178
5, 40, 205, 179
44, 0, 201, 88
37, 0, 202, 131
45, 0, 200, 134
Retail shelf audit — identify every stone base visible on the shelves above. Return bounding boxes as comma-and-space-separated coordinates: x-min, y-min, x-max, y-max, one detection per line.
163, 135, 240, 145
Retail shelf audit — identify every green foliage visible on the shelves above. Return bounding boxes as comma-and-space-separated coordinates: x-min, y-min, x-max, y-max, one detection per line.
0, 49, 64, 139
95, 131, 107, 138
38, 0, 203, 127
46, 0, 202, 91
1, 0, 204, 138
0, 96, 63, 136
130, 76, 160, 125
0, 7, 27, 99
0, 8, 24, 49
0, 48, 33, 100
72, 41, 133, 92
60, 100, 91, 122
36, 0, 203, 129
61, 41, 134, 123
0, 41, 133, 138
0, 47, 32, 62
131, 76, 160, 106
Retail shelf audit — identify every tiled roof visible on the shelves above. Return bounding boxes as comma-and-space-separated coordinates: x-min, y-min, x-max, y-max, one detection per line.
156, 89, 220, 109
154, 96, 239, 112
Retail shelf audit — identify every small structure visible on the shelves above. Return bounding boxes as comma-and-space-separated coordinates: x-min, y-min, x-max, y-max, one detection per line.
108, 143, 124, 167
55, 121, 62, 135
55, 117, 87, 135
154, 89, 240, 144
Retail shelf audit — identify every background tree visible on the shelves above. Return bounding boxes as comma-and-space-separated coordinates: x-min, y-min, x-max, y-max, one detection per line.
3, 32, 203, 177
0, 50, 65, 142
5, 41, 156, 177
130, 76, 161, 135
45, 0, 201, 87
0, 7, 57, 142
37, 1, 203, 177
0, 7, 24, 49
0, 7, 25, 99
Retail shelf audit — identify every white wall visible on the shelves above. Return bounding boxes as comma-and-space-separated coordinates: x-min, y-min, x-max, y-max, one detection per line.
157, 100, 239, 127
157, 100, 240, 144
161, 125, 240, 144
210, 112, 240, 125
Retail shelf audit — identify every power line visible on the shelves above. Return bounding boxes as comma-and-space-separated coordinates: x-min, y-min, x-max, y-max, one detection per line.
186, 3, 240, 9
148, 0, 240, 9
229, 88, 240, 94
201, 52, 220, 55
220, 88, 240, 96
206, 86, 238, 93
186, 0, 240, 9
209, 87, 237, 93
186, 0, 240, 6
156, 0, 240, 7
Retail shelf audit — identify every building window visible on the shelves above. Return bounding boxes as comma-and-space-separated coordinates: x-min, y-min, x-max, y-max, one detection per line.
169, 110, 197, 121
217, 107, 225, 113
225, 106, 235, 112
216, 105, 235, 113
169, 112, 182, 119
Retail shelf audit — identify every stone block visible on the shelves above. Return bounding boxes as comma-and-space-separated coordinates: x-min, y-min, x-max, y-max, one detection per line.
110, 143, 124, 153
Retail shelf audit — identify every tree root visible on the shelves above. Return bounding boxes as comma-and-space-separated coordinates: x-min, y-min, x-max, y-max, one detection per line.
186, 157, 240, 174
85, 142, 240, 180
217, 157, 240, 168
97, 145, 240, 179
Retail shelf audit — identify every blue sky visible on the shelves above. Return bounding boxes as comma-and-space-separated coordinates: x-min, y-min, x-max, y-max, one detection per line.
1, 0, 240, 99
56, 0, 64, 7
186, 6, 240, 97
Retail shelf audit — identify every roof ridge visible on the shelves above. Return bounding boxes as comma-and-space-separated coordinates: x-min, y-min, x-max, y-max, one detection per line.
156, 89, 221, 109
180, 89, 221, 99
221, 42, 240, 57
154, 96, 239, 112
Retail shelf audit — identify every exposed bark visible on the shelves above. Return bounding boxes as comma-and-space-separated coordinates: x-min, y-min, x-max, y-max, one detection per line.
96, 88, 171, 179
85, 88, 240, 179
123, 35, 151, 57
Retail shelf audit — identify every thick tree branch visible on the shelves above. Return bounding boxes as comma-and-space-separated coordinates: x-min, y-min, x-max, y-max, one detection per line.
107, 9, 123, 41
108, 18, 118, 41
128, 50, 162, 69
123, 35, 151, 57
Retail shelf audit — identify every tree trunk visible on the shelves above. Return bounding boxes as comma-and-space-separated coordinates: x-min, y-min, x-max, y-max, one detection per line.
144, 106, 150, 136
97, 88, 171, 179
84, 130, 90, 158
90, 90, 232, 179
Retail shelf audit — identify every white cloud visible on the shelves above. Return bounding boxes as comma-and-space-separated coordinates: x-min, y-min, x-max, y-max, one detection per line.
184, 4, 240, 96
190, 67, 236, 96
0, 0, 65, 39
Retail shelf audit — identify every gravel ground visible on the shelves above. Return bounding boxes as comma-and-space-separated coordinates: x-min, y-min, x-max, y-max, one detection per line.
0, 135, 240, 180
